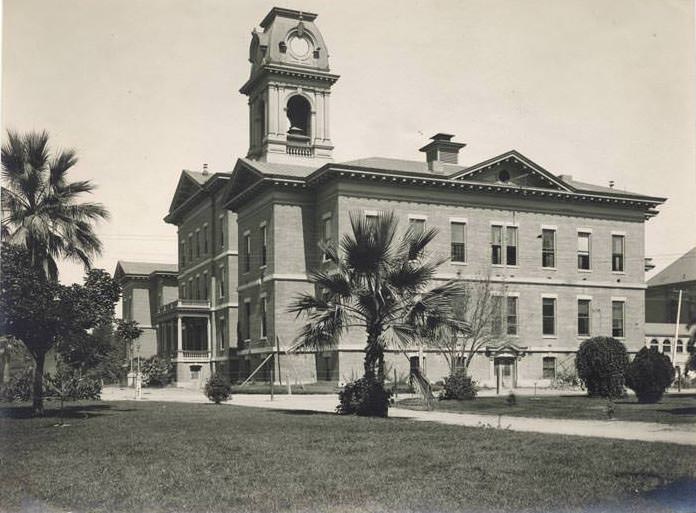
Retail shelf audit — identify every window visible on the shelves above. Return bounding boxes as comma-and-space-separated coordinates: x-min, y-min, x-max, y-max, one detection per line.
491, 225, 503, 265
662, 339, 671, 355
195, 230, 201, 258
365, 212, 379, 227
677, 339, 684, 353
612, 301, 624, 338
217, 317, 226, 351
322, 214, 332, 261
542, 357, 556, 379
506, 296, 518, 335
260, 296, 267, 339
188, 234, 193, 262
408, 217, 426, 258
260, 224, 267, 267
650, 338, 659, 350
577, 232, 591, 270
578, 299, 591, 336
203, 272, 208, 300
542, 229, 555, 268
189, 365, 201, 380
203, 225, 209, 254
180, 241, 186, 266
451, 222, 466, 263
506, 226, 518, 266
194, 276, 200, 299
454, 356, 467, 372
542, 297, 556, 336
218, 266, 225, 298
219, 215, 225, 249
612, 235, 625, 272
244, 301, 251, 341
243, 233, 251, 273
491, 295, 503, 335
187, 279, 193, 300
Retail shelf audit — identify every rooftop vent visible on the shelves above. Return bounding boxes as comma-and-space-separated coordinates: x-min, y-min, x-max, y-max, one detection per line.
419, 133, 466, 173
202, 163, 209, 176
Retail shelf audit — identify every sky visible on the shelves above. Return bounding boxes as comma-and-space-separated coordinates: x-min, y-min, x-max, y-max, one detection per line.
2, 0, 695, 286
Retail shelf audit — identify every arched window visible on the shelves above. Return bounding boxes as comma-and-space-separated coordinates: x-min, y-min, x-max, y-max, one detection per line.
286, 95, 311, 138
676, 339, 684, 353
650, 339, 659, 350
662, 339, 671, 354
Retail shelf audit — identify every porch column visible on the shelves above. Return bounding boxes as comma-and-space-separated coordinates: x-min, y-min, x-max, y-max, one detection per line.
211, 311, 217, 359
177, 316, 183, 353
207, 317, 212, 358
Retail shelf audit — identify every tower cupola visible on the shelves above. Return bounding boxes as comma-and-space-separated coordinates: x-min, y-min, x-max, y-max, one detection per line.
241, 8, 339, 164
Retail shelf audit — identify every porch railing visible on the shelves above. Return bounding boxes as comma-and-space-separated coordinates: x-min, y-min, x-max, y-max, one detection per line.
158, 299, 211, 314
174, 350, 211, 362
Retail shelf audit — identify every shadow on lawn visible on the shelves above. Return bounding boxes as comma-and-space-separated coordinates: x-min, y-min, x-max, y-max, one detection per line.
267, 408, 336, 416
0, 402, 126, 420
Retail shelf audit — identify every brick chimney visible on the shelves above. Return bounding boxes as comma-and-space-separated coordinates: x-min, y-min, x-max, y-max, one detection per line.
419, 133, 466, 173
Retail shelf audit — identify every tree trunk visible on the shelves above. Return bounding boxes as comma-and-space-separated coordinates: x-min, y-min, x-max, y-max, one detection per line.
377, 351, 385, 385
32, 351, 46, 416
364, 331, 380, 381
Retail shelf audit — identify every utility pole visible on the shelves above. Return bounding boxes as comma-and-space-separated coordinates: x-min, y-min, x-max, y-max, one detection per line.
674, 289, 683, 392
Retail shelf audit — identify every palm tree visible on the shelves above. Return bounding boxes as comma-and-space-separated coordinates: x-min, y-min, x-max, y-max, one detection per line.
1, 130, 108, 281
289, 211, 469, 386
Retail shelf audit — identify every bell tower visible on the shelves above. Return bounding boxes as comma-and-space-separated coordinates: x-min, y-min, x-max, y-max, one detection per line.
241, 8, 339, 164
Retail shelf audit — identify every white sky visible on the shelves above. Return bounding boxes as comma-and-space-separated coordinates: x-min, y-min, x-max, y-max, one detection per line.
2, 0, 695, 285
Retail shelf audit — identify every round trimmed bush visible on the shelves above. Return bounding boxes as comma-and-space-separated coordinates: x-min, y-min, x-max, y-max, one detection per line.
337, 376, 391, 417
625, 347, 675, 403
140, 356, 173, 387
439, 368, 478, 400
575, 336, 629, 399
204, 371, 232, 404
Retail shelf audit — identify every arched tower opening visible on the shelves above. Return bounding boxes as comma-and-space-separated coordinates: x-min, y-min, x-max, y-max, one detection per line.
286, 95, 311, 140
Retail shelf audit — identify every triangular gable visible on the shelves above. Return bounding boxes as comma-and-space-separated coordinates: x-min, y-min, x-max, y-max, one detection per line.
449, 151, 575, 192
166, 171, 206, 217
222, 159, 266, 206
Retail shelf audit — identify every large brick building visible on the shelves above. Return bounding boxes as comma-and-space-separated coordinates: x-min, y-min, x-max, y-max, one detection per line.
157, 7, 665, 388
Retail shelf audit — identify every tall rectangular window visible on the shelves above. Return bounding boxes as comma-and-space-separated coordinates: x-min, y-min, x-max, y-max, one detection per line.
451, 222, 466, 263
219, 215, 225, 249
612, 235, 625, 272
217, 317, 226, 351
188, 234, 193, 262
542, 297, 556, 335
218, 266, 225, 298
542, 357, 556, 379
244, 301, 251, 341
506, 296, 518, 335
260, 224, 267, 267
260, 296, 267, 339
506, 226, 518, 266
408, 218, 426, 258
203, 272, 208, 300
180, 241, 186, 266
577, 232, 591, 270
491, 295, 503, 335
195, 276, 200, 300
322, 215, 332, 261
243, 233, 251, 273
491, 225, 503, 265
203, 225, 209, 254
195, 230, 201, 258
578, 299, 591, 336
542, 229, 555, 268
612, 301, 625, 338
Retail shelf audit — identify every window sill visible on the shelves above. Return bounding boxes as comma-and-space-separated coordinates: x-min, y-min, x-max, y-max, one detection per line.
611, 271, 626, 275
451, 261, 468, 266
577, 269, 592, 273
542, 267, 557, 271
542, 335, 557, 339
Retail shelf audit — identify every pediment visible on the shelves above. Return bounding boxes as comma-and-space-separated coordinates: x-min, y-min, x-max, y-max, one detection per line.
450, 151, 574, 192
167, 172, 205, 216
485, 341, 529, 358
223, 160, 265, 206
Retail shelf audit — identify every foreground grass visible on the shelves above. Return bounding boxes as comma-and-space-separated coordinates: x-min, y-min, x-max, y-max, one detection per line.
1, 401, 695, 513
398, 393, 696, 425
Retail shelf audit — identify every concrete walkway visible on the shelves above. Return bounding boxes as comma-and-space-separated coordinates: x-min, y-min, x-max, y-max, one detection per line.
102, 387, 696, 447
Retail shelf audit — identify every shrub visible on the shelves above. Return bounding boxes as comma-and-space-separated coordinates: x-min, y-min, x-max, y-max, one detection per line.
204, 371, 232, 404
575, 336, 629, 398
439, 368, 478, 400
550, 368, 582, 390
140, 356, 173, 387
337, 376, 391, 417
0, 367, 34, 402
506, 391, 517, 406
625, 347, 675, 403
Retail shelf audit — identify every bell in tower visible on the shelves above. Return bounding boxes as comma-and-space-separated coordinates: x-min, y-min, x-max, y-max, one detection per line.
240, 8, 339, 164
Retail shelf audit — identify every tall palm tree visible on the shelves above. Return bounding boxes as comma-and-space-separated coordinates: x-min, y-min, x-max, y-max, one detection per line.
289, 211, 469, 385
1, 130, 108, 281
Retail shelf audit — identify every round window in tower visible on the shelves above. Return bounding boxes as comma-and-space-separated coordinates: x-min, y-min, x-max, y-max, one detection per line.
288, 36, 311, 58
498, 170, 511, 183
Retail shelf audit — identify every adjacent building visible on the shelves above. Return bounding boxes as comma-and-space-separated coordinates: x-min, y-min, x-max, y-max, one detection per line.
150, 7, 665, 388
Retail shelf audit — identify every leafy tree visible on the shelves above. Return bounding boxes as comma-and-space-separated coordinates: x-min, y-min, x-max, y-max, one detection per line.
204, 371, 232, 404
0, 335, 32, 384
57, 324, 126, 383
115, 319, 144, 375
625, 347, 675, 403
575, 336, 629, 399
289, 211, 469, 414
0, 245, 120, 415
1, 130, 109, 281
44, 366, 102, 425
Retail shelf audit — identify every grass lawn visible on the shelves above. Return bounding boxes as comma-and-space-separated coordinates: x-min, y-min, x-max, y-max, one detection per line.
398, 393, 696, 425
1, 401, 695, 513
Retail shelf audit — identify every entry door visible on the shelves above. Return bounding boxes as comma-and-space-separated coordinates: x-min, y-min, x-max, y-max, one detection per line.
495, 357, 516, 389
